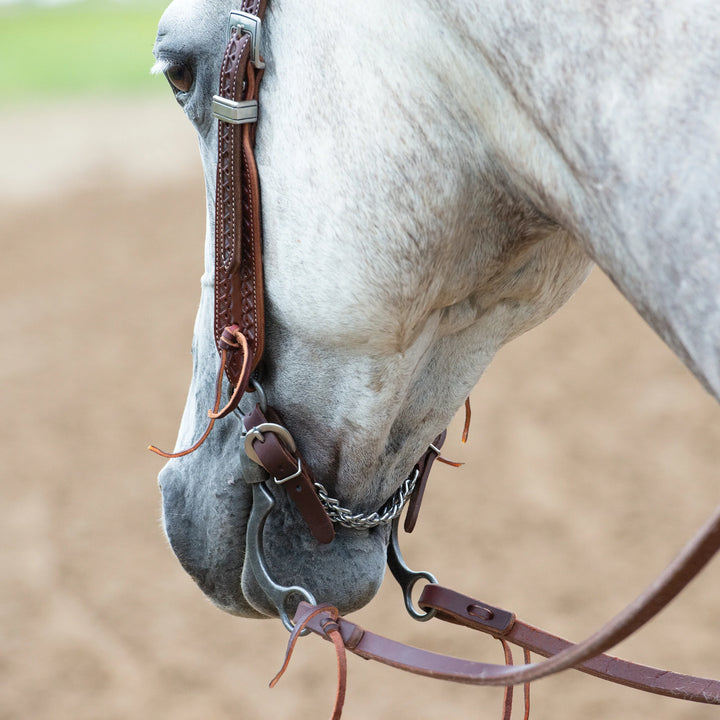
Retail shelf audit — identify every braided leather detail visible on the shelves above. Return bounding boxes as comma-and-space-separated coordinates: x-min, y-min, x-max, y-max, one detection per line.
214, 31, 265, 385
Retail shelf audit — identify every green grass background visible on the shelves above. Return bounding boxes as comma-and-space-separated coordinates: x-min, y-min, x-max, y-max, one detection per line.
0, 1, 170, 104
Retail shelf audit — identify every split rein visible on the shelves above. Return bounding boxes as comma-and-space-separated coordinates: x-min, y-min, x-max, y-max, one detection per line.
280, 509, 720, 719
149, 4, 720, 718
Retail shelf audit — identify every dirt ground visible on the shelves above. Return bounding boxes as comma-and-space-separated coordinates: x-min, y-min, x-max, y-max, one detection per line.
1, 97, 719, 720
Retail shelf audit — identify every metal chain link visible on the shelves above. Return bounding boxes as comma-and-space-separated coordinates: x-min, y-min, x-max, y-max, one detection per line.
314, 468, 420, 530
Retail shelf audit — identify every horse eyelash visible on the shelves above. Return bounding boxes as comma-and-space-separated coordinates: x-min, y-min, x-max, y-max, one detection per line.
150, 58, 174, 76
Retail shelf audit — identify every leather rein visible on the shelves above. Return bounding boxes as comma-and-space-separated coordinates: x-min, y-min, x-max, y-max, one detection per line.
151, 3, 720, 716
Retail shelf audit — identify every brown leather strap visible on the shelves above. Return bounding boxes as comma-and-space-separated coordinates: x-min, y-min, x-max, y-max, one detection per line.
462, 397, 471, 443
293, 504, 720, 703
404, 431, 446, 533
294, 599, 720, 704
243, 404, 335, 544
214, 31, 265, 386
419, 584, 720, 702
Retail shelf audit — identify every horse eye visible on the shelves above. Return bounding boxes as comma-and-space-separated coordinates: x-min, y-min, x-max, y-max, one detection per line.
165, 62, 193, 93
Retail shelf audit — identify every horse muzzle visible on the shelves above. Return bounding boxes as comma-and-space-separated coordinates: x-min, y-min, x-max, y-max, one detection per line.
158, 456, 388, 621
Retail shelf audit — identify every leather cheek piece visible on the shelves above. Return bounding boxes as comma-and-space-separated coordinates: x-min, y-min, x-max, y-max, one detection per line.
404, 430, 447, 533
243, 404, 335, 544
214, 33, 265, 387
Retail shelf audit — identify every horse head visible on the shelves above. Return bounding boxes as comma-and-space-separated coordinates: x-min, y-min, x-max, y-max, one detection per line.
151, 0, 600, 620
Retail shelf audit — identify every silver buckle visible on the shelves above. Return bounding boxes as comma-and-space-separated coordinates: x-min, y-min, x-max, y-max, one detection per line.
274, 457, 303, 486
244, 422, 297, 464
243, 423, 303, 485
229, 10, 265, 68
211, 97, 258, 124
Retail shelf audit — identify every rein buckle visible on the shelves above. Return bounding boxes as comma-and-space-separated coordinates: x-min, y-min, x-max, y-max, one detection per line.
244, 421, 297, 464
229, 10, 265, 68
243, 422, 303, 484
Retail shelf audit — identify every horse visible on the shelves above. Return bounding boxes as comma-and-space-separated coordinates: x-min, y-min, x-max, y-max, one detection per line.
150, 0, 720, 631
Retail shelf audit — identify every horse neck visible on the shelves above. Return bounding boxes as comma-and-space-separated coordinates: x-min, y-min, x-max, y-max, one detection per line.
446, 0, 720, 399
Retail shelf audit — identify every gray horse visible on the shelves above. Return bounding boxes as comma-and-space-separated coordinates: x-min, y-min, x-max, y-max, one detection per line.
151, 0, 720, 621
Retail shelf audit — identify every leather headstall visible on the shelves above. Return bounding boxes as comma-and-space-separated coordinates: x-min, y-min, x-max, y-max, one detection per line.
149, 0, 334, 545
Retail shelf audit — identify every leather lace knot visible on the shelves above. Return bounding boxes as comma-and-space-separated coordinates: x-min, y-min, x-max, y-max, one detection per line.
271, 604, 347, 720
148, 325, 253, 458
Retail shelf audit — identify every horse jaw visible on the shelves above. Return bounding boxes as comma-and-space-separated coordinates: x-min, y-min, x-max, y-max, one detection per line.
153, 0, 591, 618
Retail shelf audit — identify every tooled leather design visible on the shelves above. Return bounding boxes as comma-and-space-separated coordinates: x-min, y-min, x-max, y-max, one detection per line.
241, 0, 265, 16
214, 32, 261, 385
236, 131, 264, 364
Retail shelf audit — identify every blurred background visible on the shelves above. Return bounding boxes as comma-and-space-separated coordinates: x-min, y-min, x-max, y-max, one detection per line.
1, 2, 719, 718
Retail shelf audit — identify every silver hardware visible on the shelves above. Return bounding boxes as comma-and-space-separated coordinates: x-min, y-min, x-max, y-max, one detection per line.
233, 378, 268, 426
274, 457, 303, 486
244, 422, 297, 465
387, 517, 438, 622
245, 482, 317, 632
247, 377, 268, 414
212, 96, 258, 124
229, 10, 265, 68
314, 467, 420, 530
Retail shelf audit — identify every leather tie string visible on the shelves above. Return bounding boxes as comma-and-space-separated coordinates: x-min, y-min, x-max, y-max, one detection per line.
499, 641, 531, 720
271, 604, 347, 720
275, 604, 528, 720
500, 639, 515, 720
436, 397, 471, 467
149, 325, 252, 459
